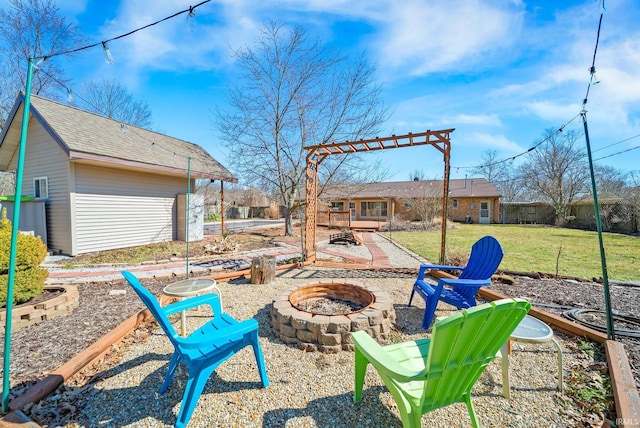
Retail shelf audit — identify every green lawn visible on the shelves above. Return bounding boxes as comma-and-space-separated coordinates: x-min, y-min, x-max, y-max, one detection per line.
391, 224, 639, 282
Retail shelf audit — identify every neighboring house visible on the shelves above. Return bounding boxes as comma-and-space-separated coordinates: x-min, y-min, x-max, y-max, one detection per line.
320, 178, 501, 224
0, 94, 236, 256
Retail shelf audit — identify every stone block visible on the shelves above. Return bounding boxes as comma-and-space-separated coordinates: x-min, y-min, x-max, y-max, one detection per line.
341, 343, 355, 352
319, 344, 341, 354
298, 342, 318, 352
291, 311, 313, 330
318, 332, 341, 346
297, 329, 317, 342
279, 334, 300, 345
327, 315, 351, 334
349, 314, 370, 331
363, 309, 384, 326
307, 315, 331, 334
280, 324, 297, 338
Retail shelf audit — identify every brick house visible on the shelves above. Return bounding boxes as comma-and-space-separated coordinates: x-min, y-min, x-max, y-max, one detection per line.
320, 178, 501, 224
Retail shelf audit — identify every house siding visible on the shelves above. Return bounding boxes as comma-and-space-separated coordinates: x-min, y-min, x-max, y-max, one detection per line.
10, 121, 73, 254
448, 197, 500, 223
72, 164, 188, 255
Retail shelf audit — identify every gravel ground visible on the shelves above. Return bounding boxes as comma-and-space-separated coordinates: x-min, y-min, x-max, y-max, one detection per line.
33, 269, 590, 428
8, 232, 627, 427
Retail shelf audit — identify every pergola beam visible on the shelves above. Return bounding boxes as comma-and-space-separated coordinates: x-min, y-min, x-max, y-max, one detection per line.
304, 129, 454, 263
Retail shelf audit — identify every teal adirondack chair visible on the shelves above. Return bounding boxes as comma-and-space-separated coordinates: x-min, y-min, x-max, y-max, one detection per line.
121, 271, 269, 428
353, 298, 530, 428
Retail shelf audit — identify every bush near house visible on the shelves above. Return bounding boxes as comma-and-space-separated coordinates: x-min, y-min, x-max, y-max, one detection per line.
0, 209, 48, 307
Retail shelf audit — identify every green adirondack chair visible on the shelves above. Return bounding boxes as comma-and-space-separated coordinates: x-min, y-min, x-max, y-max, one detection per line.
352, 298, 531, 427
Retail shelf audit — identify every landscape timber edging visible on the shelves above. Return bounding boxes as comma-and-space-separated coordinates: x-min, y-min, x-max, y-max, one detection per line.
7, 262, 305, 412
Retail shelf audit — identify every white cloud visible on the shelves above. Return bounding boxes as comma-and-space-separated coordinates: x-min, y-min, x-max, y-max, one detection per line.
367, 0, 525, 79
451, 114, 502, 127
460, 131, 523, 152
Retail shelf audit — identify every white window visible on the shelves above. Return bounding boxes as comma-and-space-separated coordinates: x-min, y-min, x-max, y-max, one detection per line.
452, 199, 458, 209
34, 177, 48, 199
360, 201, 388, 217
331, 201, 344, 211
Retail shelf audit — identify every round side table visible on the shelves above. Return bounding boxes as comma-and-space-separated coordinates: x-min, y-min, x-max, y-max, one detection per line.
163, 278, 219, 336
500, 314, 563, 399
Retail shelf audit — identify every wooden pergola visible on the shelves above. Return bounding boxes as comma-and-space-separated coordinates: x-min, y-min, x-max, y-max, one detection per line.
304, 129, 454, 263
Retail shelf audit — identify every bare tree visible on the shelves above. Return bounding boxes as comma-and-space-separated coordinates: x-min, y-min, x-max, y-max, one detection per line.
79, 79, 153, 128
0, 0, 85, 129
621, 170, 640, 233
216, 21, 388, 235
401, 184, 441, 229
408, 169, 426, 181
520, 129, 590, 225
594, 164, 627, 195
472, 149, 525, 202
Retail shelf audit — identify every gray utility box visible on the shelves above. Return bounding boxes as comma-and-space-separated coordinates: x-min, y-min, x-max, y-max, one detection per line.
0, 199, 47, 245
177, 193, 204, 242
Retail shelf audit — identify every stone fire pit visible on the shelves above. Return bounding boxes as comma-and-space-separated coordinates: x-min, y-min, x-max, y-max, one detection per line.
270, 281, 396, 353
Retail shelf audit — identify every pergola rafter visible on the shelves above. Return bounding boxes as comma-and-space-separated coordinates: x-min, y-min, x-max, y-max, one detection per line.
304, 129, 454, 263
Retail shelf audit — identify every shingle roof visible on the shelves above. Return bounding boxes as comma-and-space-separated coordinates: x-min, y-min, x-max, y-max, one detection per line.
320, 178, 500, 200
0, 94, 236, 182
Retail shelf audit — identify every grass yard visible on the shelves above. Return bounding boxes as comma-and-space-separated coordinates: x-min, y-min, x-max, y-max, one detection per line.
391, 224, 639, 282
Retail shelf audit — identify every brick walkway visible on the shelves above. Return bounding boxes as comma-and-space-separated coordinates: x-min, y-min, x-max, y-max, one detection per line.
359, 231, 390, 265
45, 232, 396, 283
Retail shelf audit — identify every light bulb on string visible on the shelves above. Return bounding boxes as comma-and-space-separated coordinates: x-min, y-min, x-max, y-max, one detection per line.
67, 89, 73, 103
102, 41, 114, 64
120, 124, 126, 134
589, 66, 600, 85
187, 6, 196, 30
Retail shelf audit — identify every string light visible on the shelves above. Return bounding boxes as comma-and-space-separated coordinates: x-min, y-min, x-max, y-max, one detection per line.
30, 0, 212, 62
102, 41, 114, 64
66, 89, 73, 103
188, 6, 196, 30
451, 113, 581, 171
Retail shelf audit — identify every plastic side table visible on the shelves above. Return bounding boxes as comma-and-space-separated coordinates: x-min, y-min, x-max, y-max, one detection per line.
500, 314, 563, 399
163, 278, 220, 336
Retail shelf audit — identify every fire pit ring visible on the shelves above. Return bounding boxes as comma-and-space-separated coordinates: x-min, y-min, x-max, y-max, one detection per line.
270, 280, 396, 353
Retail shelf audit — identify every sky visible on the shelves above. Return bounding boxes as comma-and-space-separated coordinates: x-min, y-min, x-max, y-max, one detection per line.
8, 0, 640, 182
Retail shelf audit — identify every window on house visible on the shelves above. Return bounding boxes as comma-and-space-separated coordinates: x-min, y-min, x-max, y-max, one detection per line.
360, 201, 388, 217
330, 201, 344, 211
34, 177, 48, 199
452, 199, 458, 209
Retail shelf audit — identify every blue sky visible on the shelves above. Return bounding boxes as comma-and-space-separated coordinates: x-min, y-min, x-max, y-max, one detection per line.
11, 0, 640, 182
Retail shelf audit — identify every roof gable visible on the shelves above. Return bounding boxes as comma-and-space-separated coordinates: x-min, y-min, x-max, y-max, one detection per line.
0, 94, 236, 182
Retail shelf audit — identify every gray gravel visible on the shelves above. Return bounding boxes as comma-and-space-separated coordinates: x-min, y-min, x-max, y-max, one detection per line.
24, 233, 608, 427
42, 267, 588, 428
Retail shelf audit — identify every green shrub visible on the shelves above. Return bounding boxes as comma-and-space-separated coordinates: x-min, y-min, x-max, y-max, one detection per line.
205, 212, 221, 222
0, 208, 48, 307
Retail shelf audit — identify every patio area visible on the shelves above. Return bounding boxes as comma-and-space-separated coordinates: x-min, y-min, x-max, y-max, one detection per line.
30, 267, 588, 427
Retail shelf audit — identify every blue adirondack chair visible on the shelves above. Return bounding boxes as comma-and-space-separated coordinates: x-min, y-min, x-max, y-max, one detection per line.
408, 236, 504, 329
121, 271, 269, 428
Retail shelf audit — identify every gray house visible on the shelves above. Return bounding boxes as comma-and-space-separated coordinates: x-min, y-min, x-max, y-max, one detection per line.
0, 94, 236, 255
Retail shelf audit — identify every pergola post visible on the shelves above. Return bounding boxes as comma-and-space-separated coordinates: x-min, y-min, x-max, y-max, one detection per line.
304, 157, 319, 261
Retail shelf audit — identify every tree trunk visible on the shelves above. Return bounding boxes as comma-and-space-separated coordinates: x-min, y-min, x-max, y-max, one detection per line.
250, 255, 276, 284
284, 206, 294, 236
